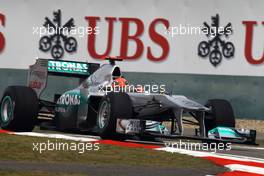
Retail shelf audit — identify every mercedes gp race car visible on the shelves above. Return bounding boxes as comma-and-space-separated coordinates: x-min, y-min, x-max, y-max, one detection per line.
0, 58, 257, 145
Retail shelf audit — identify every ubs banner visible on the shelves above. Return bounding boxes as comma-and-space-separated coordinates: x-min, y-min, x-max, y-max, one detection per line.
0, 0, 263, 76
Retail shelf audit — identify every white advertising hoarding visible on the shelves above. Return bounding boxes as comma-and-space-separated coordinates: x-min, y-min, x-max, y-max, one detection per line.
0, 0, 263, 76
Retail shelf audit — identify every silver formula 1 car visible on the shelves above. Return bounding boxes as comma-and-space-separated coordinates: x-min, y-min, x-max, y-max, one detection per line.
0, 58, 257, 144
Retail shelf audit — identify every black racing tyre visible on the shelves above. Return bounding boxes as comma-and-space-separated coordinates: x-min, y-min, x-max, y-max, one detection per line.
97, 92, 133, 138
205, 99, 235, 134
0, 86, 38, 131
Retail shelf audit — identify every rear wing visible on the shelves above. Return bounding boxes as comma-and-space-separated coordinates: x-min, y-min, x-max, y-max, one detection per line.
47, 60, 100, 77
27, 58, 100, 97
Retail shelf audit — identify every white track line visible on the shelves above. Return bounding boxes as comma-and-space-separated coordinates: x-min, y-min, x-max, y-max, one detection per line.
225, 164, 264, 175
213, 152, 264, 163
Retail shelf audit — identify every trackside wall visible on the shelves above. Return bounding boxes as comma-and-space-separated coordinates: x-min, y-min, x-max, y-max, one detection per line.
0, 69, 263, 119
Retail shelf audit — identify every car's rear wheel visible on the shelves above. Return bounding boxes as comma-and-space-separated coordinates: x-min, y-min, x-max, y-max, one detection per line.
205, 99, 235, 134
0, 86, 38, 131
97, 92, 133, 138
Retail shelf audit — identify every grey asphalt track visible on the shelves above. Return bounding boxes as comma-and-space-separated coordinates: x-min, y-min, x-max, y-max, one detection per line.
0, 160, 225, 176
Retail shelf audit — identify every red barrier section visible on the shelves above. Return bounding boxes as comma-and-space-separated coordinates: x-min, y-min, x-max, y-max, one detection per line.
0, 129, 10, 133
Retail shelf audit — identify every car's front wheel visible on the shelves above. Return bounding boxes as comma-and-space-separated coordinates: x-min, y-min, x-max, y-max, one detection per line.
205, 99, 235, 134
97, 92, 133, 139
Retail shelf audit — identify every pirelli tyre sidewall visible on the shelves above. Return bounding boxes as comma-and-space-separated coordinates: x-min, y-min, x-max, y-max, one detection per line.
0, 86, 38, 132
205, 99, 235, 134
97, 92, 133, 138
